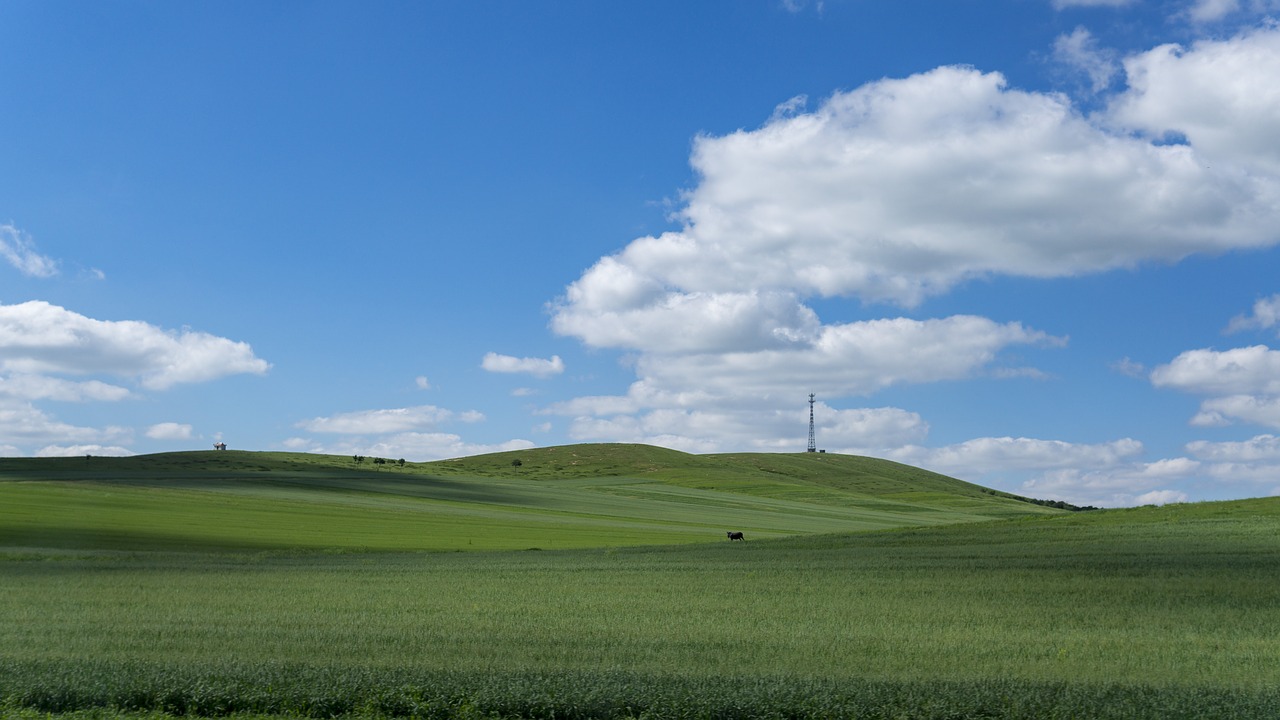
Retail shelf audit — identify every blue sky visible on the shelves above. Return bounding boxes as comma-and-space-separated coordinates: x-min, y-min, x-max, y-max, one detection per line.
5, 0, 1280, 507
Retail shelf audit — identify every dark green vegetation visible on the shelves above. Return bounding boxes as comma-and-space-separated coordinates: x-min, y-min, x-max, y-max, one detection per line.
2, 445, 1277, 719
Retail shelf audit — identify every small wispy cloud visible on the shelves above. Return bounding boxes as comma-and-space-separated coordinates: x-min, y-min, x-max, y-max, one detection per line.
1053, 27, 1120, 93
0, 223, 59, 278
481, 352, 565, 378
1226, 294, 1280, 334
299, 405, 458, 435
146, 422, 194, 440
780, 0, 824, 13
1186, 0, 1240, 23
1112, 357, 1147, 378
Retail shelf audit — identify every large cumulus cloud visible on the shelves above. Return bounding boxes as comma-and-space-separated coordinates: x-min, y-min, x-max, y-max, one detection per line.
0, 301, 270, 390
555, 59, 1280, 328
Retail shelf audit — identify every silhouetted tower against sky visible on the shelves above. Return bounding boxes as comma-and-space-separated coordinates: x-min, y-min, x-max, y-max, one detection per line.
807, 393, 817, 453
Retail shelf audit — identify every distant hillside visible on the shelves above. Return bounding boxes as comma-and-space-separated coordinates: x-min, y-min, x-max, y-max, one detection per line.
0, 444, 1063, 553
427, 443, 1058, 517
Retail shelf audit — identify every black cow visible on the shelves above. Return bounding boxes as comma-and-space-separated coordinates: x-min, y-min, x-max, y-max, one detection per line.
726, 531, 745, 542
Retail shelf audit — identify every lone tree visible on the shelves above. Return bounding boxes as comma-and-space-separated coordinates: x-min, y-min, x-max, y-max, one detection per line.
511, 459, 523, 469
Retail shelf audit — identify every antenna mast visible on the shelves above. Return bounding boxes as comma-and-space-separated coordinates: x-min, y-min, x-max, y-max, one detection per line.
807, 393, 817, 453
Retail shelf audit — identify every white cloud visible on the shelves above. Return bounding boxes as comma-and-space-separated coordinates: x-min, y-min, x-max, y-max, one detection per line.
0, 301, 270, 389
822, 407, 930, 450
635, 316, 1060, 401
1152, 345, 1280, 428
556, 398, 927, 455
554, 287, 821, 353
1187, 433, 1280, 461
1151, 346, 1280, 396
0, 399, 131, 448
481, 352, 565, 378
555, 61, 1280, 325
1054, 27, 1120, 93
1109, 27, 1280, 175
0, 374, 131, 402
543, 316, 1046, 455
1134, 489, 1191, 505
1194, 394, 1280, 428
37, 444, 134, 457
1186, 0, 1240, 22
296, 433, 534, 462
1226, 294, 1280, 334
298, 405, 478, 434
889, 436, 1145, 476
293, 402, 514, 462
146, 422, 194, 440
872, 436, 1206, 507
549, 315, 1056, 433
0, 224, 59, 278
415, 376, 431, 390
545, 394, 641, 418
1112, 357, 1147, 377
1017, 460, 1198, 507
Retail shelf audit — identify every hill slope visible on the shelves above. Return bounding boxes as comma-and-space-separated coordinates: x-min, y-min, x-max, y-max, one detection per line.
0, 444, 1060, 553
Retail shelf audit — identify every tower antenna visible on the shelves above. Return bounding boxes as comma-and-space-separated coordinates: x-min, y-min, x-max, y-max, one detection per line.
807, 393, 817, 453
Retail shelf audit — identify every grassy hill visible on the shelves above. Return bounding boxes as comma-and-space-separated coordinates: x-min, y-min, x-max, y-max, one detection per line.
0, 444, 1058, 553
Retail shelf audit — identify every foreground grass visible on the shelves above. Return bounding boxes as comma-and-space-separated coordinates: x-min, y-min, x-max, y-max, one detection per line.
2, 498, 1278, 718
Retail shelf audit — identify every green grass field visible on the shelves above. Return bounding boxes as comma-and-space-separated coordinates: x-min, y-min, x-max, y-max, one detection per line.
0, 446, 1053, 553
2, 445, 1277, 719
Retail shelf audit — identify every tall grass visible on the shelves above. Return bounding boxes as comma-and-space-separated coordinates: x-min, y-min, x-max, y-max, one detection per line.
3, 499, 1278, 718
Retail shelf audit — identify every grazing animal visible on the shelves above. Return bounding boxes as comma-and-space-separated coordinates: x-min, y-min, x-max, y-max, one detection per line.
726, 531, 745, 542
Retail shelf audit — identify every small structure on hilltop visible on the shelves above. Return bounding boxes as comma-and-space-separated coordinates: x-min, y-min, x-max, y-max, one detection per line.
213, 442, 227, 451
807, 393, 817, 453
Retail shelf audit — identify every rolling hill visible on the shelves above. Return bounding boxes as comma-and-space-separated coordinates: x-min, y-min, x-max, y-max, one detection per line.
0, 443, 1061, 553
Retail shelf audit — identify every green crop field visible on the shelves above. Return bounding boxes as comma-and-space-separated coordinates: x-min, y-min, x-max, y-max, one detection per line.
1, 445, 1277, 719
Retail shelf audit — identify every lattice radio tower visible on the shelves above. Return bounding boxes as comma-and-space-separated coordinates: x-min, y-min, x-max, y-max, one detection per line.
807, 393, 817, 453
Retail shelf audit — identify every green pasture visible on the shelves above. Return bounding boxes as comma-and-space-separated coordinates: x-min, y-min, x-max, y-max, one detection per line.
1, 446, 1277, 718
0, 446, 1051, 553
